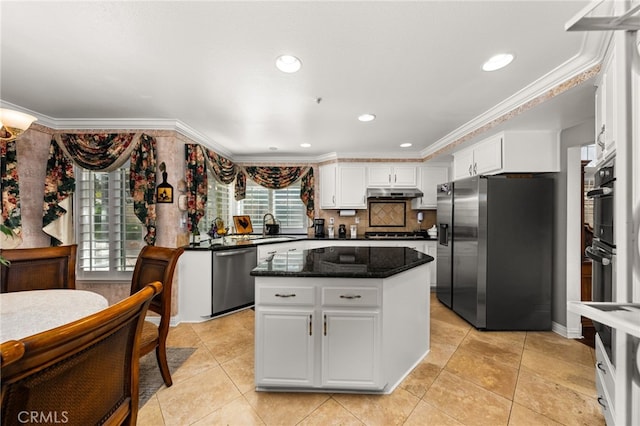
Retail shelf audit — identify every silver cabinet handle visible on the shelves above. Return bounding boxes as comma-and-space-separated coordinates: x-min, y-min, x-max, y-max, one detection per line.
388, 174, 391, 183
332, 195, 335, 204
596, 362, 606, 374
394, 174, 397, 183
339, 294, 362, 299
323, 314, 327, 336
473, 163, 477, 175
288, 248, 297, 251
275, 293, 296, 298
309, 314, 313, 336
597, 396, 607, 410
468, 164, 472, 176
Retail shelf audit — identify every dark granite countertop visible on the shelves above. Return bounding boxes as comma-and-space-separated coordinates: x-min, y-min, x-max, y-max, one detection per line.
184, 234, 437, 252
251, 246, 433, 279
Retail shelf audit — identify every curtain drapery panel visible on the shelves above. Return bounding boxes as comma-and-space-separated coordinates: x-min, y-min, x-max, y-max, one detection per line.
43, 133, 157, 245
1, 140, 23, 247
184, 144, 316, 228
238, 166, 315, 220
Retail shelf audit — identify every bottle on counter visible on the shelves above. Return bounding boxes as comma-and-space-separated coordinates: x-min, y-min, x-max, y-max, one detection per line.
191, 226, 201, 246
338, 224, 347, 239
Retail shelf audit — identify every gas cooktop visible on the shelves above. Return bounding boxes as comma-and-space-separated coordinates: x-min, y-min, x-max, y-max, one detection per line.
364, 231, 429, 239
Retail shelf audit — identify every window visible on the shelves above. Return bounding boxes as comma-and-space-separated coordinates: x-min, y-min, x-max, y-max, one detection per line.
75, 164, 145, 280
202, 170, 232, 234
236, 180, 306, 234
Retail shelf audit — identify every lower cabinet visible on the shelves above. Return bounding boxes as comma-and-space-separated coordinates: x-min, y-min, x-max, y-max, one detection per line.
424, 241, 437, 286
255, 308, 315, 387
255, 282, 384, 391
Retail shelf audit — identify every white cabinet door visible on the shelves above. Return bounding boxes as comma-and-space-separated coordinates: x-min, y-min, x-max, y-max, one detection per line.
392, 166, 417, 187
320, 164, 337, 209
453, 148, 474, 180
413, 166, 448, 209
255, 308, 315, 387
178, 251, 213, 322
367, 165, 416, 187
598, 51, 617, 160
321, 309, 382, 389
338, 165, 366, 209
473, 135, 503, 175
424, 241, 437, 287
367, 165, 393, 186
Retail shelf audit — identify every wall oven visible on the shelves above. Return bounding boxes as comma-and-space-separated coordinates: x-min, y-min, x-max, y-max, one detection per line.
585, 157, 615, 363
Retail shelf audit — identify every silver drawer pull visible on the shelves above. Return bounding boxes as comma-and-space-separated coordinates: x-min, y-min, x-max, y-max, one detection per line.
275, 293, 296, 298
596, 362, 606, 374
340, 294, 362, 299
597, 396, 607, 409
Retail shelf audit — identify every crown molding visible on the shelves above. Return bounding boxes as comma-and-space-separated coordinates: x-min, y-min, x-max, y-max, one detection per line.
0, 100, 233, 158
421, 29, 611, 160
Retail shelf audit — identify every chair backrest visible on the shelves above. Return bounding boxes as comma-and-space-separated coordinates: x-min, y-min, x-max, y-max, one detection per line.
0, 245, 77, 293
130, 245, 184, 320
0, 281, 163, 426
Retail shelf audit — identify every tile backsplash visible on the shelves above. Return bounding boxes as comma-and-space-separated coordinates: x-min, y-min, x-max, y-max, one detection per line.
314, 200, 436, 235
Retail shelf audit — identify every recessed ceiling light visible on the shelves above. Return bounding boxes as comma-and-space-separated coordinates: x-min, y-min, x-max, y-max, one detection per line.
275, 55, 302, 73
268, 146, 278, 151
300, 143, 311, 148
482, 53, 514, 71
400, 143, 412, 148
358, 113, 376, 122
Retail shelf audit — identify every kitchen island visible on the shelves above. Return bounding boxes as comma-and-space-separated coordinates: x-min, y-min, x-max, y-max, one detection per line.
251, 245, 433, 394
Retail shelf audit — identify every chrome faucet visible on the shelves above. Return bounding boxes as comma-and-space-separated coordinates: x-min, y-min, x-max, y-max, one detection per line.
263, 213, 275, 236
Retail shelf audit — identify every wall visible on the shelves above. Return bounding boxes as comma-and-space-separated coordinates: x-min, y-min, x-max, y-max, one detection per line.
8, 125, 189, 307
314, 201, 436, 237
552, 120, 594, 333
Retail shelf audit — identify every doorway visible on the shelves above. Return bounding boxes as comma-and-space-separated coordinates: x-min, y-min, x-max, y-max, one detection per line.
579, 145, 596, 347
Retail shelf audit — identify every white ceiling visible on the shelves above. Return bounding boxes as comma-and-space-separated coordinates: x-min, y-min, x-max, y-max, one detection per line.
0, 1, 601, 161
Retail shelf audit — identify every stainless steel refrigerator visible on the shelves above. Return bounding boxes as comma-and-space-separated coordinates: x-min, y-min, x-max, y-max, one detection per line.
436, 175, 553, 330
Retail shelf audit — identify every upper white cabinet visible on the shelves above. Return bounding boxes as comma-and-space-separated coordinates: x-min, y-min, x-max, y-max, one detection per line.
319, 163, 337, 209
319, 163, 367, 210
367, 165, 417, 187
338, 165, 367, 208
595, 50, 617, 162
412, 166, 449, 209
453, 131, 559, 181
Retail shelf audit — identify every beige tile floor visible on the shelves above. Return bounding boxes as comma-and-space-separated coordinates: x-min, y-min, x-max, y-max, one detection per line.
138, 294, 605, 426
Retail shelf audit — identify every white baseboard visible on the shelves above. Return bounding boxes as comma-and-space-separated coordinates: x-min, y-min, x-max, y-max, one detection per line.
553, 321, 583, 339
144, 315, 181, 327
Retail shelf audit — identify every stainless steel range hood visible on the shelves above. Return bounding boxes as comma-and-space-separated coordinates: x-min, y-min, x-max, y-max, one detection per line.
366, 187, 424, 199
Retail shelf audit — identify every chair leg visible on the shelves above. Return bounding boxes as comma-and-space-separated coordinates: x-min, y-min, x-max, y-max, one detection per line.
155, 342, 173, 387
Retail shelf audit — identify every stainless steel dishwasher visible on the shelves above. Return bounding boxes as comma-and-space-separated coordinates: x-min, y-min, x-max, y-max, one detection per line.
211, 246, 257, 316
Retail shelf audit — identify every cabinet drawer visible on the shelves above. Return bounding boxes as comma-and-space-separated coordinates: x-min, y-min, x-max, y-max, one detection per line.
595, 333, 615, 401
595, 369, 615, 426
322, 287, 380, 307
258, 287, 315, 305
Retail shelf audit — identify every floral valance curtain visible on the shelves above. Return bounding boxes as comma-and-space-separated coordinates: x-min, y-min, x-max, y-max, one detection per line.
238, 166, 315, 220
0, 140, 22, 248
184, 144, 316, 230
43, 133, 157, 245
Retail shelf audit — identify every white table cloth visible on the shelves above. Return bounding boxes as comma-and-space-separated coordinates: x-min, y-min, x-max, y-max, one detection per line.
0, 289, 109, 342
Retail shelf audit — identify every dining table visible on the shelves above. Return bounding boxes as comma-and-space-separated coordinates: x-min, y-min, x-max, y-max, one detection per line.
0, 289, 109, 343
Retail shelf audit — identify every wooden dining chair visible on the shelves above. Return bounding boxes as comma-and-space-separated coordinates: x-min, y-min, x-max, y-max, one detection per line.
130, 245, 185, 387
0, 281, 163, 426
0, 244, 77, 293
